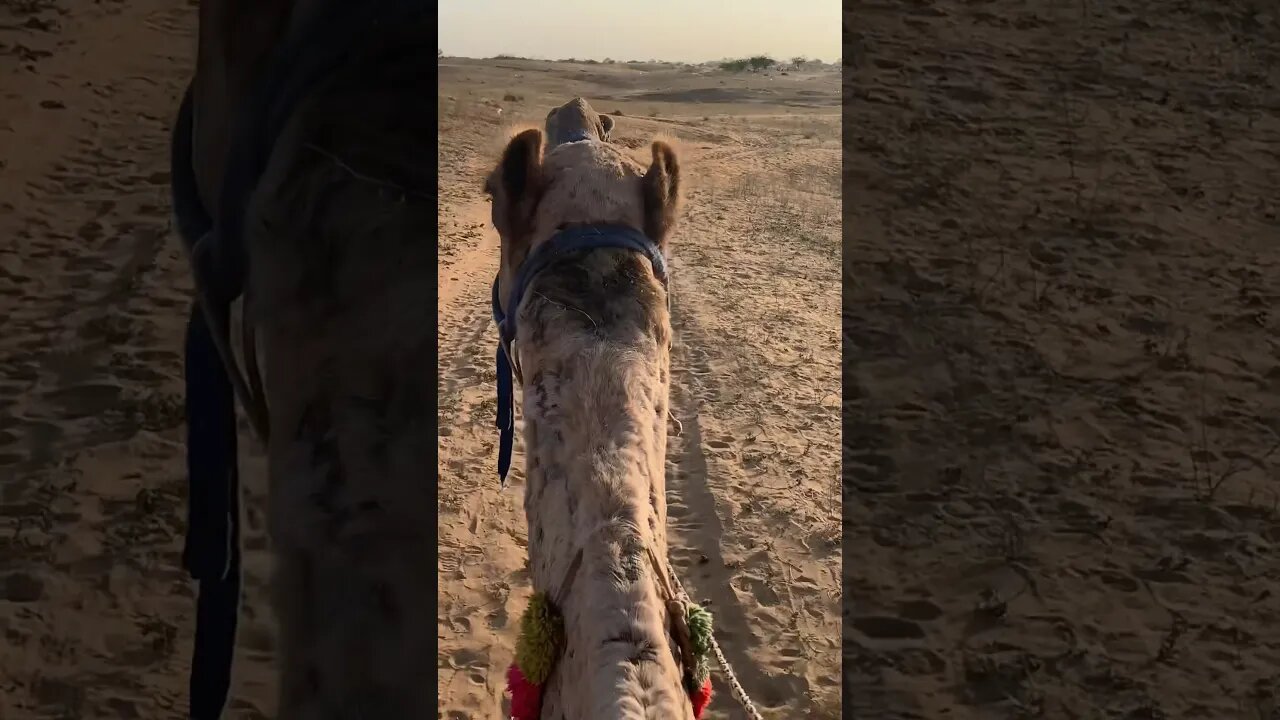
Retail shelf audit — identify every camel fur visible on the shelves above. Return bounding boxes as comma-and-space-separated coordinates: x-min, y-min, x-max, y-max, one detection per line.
543, 96, 615, 148
485, 98, 692, 719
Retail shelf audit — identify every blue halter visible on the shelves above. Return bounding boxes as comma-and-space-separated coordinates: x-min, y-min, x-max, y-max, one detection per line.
491, 224, 668, 485
558, 129, 595, 143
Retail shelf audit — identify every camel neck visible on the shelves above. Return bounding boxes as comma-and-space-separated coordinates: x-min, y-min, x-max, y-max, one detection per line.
518, 333, 691, 718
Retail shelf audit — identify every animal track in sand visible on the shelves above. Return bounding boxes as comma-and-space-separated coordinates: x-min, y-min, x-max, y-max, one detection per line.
850, 616, 927, 641
896, 599, 944, 622
705, 437, 733, 450
1, 572, 46, 602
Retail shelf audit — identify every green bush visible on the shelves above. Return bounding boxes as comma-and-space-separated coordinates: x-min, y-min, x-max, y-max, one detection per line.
719, 55, 777, 72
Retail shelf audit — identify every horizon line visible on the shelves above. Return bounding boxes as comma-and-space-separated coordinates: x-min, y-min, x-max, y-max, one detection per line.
439, 53, 839, 65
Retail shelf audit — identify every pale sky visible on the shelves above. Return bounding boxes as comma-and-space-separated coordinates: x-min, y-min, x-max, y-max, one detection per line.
438, 0, 839, 64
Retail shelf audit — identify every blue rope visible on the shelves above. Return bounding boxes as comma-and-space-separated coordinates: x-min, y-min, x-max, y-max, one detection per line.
559, 129, 595, 143
182, 303, 242, 719
172, 82, 241, 720
490, 225, 668, 485
496, 343, 516, 483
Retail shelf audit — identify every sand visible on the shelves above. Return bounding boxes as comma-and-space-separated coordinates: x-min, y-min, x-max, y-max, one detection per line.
0, 2, 263, 718
845, 1, 1280, 718
437, 60, 841, 718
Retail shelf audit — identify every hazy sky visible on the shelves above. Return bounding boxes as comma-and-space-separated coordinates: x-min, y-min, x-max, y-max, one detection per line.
438, 0, 839, 64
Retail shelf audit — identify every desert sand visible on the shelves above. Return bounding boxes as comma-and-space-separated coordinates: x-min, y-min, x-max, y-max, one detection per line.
0, 2, 265, 718
437, 59, 841, 717
846, 1, 1280, 718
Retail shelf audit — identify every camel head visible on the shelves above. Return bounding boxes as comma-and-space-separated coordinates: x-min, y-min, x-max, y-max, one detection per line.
544, 96, 615, 148
483, 104, 700, 719
484, 110, 679, 321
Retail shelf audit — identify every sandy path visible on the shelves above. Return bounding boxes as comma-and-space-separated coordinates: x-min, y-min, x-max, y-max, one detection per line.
437, 64, 841, 718
846, 1, 1280, 718
0, 3, 275, 717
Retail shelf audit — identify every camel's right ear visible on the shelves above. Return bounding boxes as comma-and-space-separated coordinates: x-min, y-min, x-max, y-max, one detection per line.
485, 128, 544, 241
642, 140, 680, 248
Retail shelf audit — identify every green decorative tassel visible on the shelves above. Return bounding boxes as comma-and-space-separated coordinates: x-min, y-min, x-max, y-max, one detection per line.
686, 602, 714, 685
515, 592, 564, 685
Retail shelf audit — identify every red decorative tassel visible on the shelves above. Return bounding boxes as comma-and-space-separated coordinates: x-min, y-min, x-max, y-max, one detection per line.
510, 662, 714, 718
507, 664, 544, 720
690, 676, 714, 718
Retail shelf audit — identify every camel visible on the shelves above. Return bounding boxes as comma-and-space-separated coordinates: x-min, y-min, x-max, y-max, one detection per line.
175, 1, 703, 712
171, 1, 435, 717
543, 96, 615, 147
486, 98, 702, 718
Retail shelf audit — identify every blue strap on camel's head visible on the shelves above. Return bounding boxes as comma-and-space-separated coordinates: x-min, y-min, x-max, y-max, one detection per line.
558, 129, 595, 144
490, 224, 668, 486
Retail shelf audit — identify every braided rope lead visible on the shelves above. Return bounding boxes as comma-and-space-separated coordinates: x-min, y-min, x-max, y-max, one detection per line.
667, 562, 765, 720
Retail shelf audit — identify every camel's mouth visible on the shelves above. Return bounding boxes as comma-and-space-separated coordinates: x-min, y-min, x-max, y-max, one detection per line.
508, 530, 715, 719
489, 223, 667, 484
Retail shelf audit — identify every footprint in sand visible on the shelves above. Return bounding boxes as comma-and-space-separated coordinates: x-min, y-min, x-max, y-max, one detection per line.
896, 599, 944, 622
851, 615, 927, 641
735, 574, 782, 607
447, 647, 489, 678
486, 604, 509, 631
0, 426, 22, 466
40, 382, 121, 419
1, 571, 45, 602
705, 436, 733, 451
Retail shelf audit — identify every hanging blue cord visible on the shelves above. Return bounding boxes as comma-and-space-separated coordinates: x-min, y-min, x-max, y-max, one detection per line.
492, 278, 517, 484
490, 224, 668, 485
172, 85, 242, 720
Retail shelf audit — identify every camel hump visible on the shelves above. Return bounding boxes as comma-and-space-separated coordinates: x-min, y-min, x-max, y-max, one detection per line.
544, 96, 615, 147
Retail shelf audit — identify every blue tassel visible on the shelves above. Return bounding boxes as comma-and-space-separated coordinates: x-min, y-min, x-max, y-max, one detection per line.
496, 344, 515, 486
183, 302, 242, 720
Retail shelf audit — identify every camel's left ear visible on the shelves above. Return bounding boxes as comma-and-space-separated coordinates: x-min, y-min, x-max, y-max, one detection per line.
485, 128, 544, 245
641, 140, 680, 248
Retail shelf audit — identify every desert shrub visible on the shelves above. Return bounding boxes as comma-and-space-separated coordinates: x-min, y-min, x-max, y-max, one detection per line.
719, 55, 777, 72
